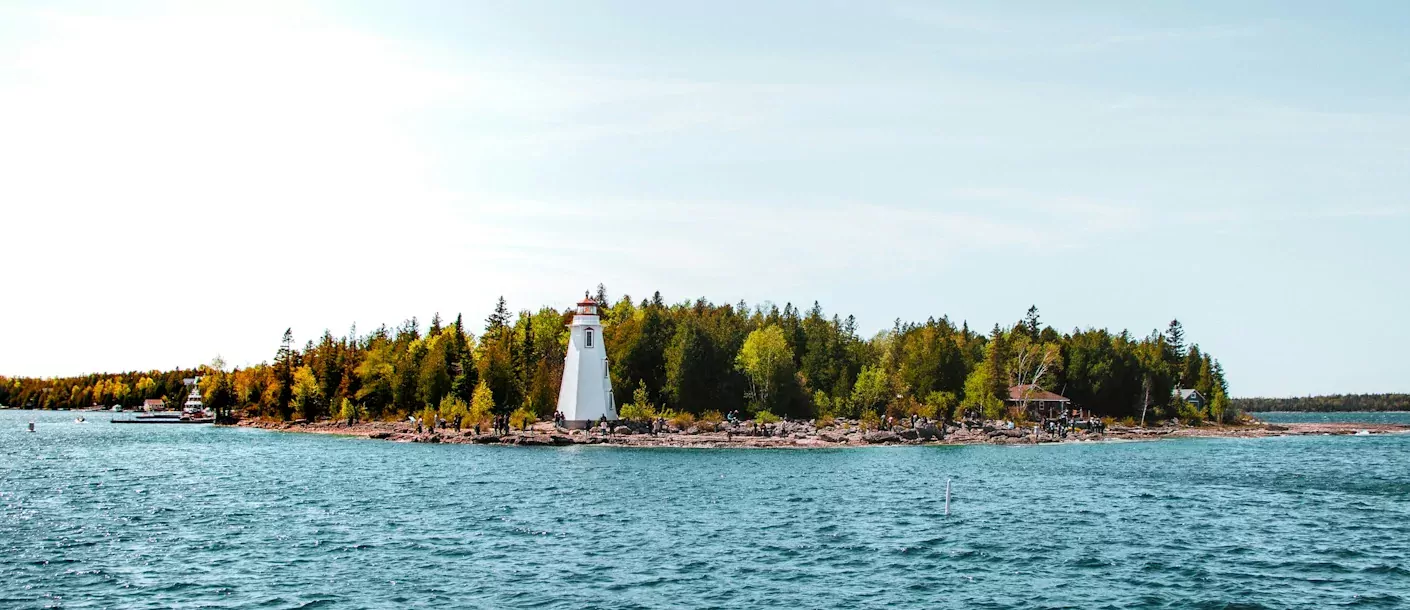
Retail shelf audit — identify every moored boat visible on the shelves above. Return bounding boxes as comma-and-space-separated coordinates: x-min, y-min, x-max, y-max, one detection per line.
111, 378, 214, 424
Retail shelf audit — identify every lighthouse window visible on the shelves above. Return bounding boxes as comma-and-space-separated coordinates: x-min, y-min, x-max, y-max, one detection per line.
585, 328, 594, 348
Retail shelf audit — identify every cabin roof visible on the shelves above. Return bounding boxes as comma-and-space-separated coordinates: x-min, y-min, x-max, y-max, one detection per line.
1007, 384, 1070, 402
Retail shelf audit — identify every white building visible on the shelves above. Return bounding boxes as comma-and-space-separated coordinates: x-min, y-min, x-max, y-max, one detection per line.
556, 294, 616, 427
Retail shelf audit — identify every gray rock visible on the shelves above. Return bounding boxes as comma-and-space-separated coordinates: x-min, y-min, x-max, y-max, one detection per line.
898, 429, 919, 440
613, 426, 632, 435
863, 431, 901, 444
473, 434, 500, 444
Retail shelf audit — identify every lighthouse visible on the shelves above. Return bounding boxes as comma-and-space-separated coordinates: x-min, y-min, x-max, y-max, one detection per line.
557, 293, 616, 427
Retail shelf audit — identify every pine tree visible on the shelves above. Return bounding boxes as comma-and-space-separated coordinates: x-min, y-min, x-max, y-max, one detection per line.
1166, 319, 1186, 361
1024, 305, 1041, 339
486, 297, 510, 339
1181, 344, 1203, 388
274, 328, 295, 419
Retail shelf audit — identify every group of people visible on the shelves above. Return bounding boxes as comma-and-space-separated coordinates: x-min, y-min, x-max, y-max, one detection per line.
1042, 412, 1106, 438
491, 413, 514, 435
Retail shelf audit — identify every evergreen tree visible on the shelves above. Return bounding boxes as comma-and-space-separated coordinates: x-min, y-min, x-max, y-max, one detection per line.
274, 328, 296, 419
1166, 319, 1186, 361
665, 318, 713, 413
486, 297, 510, 338
1023, 305, 1041, 339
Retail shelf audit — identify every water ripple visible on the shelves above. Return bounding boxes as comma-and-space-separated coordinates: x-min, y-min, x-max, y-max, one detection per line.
2, 410, 1409, 608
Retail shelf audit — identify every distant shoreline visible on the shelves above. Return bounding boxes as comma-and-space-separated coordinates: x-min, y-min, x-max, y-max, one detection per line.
1234, 394, 1410, 413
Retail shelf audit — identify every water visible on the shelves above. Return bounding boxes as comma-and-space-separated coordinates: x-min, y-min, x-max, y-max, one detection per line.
3, 410, 1408, 609
1253, 411, 1410, 425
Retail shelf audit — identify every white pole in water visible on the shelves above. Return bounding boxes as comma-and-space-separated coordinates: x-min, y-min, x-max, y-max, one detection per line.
945, 478, 951, 516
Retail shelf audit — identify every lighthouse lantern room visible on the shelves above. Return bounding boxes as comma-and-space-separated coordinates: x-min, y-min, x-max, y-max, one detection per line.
556, 292, 616, 427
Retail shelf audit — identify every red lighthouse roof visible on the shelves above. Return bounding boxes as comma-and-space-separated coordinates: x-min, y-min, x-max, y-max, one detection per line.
574, 292, 599, 315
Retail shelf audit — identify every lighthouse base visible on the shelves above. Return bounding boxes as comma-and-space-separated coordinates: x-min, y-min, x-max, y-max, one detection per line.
562, 419, 616, 430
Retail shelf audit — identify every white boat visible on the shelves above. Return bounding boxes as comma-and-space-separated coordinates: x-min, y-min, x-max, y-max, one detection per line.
113, 379, 213, 424
182, 376, 210, 419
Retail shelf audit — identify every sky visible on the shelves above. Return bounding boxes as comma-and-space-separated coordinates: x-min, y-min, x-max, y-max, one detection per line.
0, 1, 1406, 397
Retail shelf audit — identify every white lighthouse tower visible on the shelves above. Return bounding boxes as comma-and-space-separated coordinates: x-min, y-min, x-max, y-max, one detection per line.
557, 293, 616, 427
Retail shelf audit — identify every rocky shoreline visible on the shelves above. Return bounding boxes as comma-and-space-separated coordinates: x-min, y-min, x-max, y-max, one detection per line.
233, 418, 1410, 448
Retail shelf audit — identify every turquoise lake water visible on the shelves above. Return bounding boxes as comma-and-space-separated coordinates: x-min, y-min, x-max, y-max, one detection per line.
1252, 411, 1410, 425
3, 409, 1408, 609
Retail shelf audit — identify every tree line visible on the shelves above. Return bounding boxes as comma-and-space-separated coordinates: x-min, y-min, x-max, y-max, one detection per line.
1232, 394, 1410, 413
0, 287, 1233, 424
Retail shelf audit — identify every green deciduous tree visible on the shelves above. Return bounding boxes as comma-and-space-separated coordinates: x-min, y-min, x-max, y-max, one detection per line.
736, 325, 794, 414
290, 365, 324, 421
851, 364, 889, 417
469, 380, 495, 427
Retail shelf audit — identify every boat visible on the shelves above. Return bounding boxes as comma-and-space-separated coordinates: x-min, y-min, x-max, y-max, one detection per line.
111, 378, 214, 424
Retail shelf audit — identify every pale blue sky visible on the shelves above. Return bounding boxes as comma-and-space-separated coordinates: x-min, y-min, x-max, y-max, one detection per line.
0, 1, 1406, 396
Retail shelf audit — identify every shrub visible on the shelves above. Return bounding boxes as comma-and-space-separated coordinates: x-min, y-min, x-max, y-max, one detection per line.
620, 381, 657, 422
859, 410, 881, 430
700, 410, 724, 424
620, 402, 657, 422
925, 391, 957, 421
1005, 406, 1030, 424
1177, 402, 1205, 426
509, 407, 536, 431
668, 411, 696, 429
338, 397, 361, 424
438, 395, 469, 429
812, 390, 832, 417
815, 414, 836, 429
755, 410, 781, 424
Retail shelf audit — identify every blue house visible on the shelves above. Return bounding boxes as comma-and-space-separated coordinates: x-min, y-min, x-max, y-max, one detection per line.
1175, 388, 1206, 410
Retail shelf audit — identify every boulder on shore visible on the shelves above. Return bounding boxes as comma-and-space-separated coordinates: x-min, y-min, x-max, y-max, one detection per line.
613, 426, 633, 436
863, 431, 900, 444
473, 434, 500, 444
